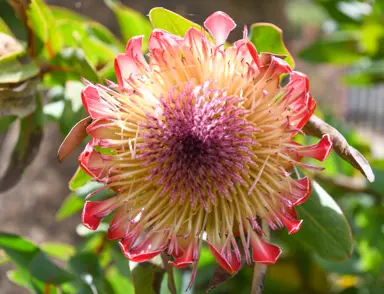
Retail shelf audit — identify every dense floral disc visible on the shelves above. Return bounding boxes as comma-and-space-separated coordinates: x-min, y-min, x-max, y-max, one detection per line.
76, 11, 332, 282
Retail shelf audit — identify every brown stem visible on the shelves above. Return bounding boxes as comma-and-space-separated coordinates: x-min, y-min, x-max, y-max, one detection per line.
303, 116, 374, 182
251, 222, 270, 294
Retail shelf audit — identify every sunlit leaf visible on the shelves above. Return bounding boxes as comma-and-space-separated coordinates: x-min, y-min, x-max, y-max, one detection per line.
294, 182, 354, 261
0, 232, 39, 266
55, 193, 85, 221
50, 5, 124, 51
149, 7, 202, 38
27, 0, 62, 58
249, 23, 295, 68
69, 166, 92, 191
41, 242, 76, 262
0, 18, 16, 36
49, 5, 122, 72
105, 0, 152, 50
360, 23, 384, 55
53, 20, 120, 69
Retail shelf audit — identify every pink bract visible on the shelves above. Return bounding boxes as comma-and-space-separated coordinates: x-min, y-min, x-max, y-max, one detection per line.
75, 11, 332, 284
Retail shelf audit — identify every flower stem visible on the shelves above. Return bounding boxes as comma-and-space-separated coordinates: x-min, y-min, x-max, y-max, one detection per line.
161, 252, 177, 294
251, 221, 270, 294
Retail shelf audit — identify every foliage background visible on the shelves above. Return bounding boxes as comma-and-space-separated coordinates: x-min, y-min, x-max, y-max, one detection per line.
0, 0, 383, 293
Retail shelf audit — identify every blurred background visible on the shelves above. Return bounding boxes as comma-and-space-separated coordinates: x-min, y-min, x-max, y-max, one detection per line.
1, 0, 383, 293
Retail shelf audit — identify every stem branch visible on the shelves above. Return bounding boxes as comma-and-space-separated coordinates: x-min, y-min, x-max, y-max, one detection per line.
251, 221, 270, 294
161, 252, 177, 294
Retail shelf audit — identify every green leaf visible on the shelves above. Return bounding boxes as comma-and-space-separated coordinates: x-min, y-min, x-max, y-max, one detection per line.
88, 22, 124, 51
56, 193, 85, 221
105, 0, 152, 50
149, 7, 202, 38
0, 53, 39, 84
299, 35, 362, 65
49, 48, 99, 83
0, 232, 39, 267
41, 242, 76, 262
69, 167, 92, 191
0, 233, 74, 285
0, 70, 39, 118
1, 1, 26, 41
354, 206, 384, 273
111, 247, 131, 277
0, 116, 16, 133
0, 18, 15, 36
7, 269, 33, 291
29, 252, 75, 284
99, 62, 116, 81
68, 252, 114, 293
315, 254, 362, 275
369, 168, 384, 195
27, 0, 63, 58
7, 267, 59, 294
0, 97, 43, 192
294, 181, 353, 261
131, 262, 165, 294
249, 23, 295, 68
50, 5, 123, 51
53, 20, 120, 70
68, 252, 102, 277
0, 249, 10, 265
343, 60, 384, 86
50, 5, 123, 71
106, 266, 134, 294
77, 232, 105, 252
315, 0, 364, 24
49, 5, 90, 22
360, 23, 384, 55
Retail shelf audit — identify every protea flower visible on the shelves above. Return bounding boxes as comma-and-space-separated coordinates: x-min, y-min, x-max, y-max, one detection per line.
77, 11, 332, 282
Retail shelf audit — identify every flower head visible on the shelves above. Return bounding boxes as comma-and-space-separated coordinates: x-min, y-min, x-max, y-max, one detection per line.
77, 11, 332, 282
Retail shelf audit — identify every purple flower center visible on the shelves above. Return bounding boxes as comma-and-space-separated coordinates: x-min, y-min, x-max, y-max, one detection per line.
140, 83, 256, 209
176, 134, 209, 167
